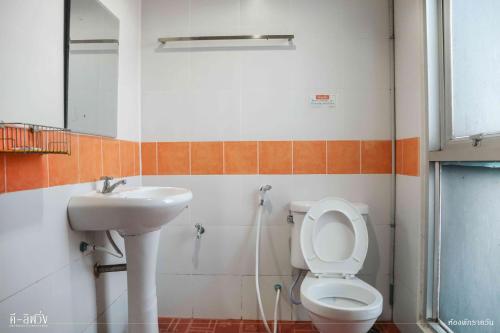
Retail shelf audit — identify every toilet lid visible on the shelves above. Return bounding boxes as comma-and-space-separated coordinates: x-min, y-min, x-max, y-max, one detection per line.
300, 197, 368, 275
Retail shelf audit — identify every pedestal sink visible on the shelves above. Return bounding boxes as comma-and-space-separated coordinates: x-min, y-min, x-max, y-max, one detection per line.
68, 186, 193, 333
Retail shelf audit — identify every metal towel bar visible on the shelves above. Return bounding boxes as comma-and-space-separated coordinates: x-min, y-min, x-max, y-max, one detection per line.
158, 34, 294, 44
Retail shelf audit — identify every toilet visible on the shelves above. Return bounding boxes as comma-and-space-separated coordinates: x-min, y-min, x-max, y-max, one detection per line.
290, 198, 383, 333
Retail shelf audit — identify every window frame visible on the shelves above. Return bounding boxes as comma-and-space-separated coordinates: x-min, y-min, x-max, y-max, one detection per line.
426, 161, 455, 333
429, 0, 500, 162
426, 0, 500, 331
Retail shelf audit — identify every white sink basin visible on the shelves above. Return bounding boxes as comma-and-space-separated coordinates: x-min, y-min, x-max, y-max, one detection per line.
68, 186, 192, 333
68, 186, 193, 236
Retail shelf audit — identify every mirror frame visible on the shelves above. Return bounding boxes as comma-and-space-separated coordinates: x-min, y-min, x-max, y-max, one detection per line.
62, 0, 119, 137
63, 0, 71, 129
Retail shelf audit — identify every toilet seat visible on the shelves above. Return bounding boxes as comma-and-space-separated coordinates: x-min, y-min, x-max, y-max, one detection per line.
300, 197, 368, 276
297, 198, 383, 331
300, 273, 383, 321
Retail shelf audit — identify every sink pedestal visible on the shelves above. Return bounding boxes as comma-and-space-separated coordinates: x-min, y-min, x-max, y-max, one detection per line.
67, 186, 193, 333
125, 230, 161, 333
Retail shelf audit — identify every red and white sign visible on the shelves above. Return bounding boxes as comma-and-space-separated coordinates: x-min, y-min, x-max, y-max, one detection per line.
310, 93, 336, 106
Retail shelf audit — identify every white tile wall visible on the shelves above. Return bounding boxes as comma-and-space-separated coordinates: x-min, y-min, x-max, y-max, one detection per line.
146, 175, 393, 227
241, 275, 293, 320
393, 0, 426, 331
0, 0, 142, 330
0, 0, 64, 127
360, 224, 394, 277
193, 226, 253, 275
0, 183, 91, 301
157, 275, 193, 318
190, 0, 240, 35
157, 225, 194, 275
0, 256, 96, 333
394, 0, 425, 140
145, 174, 393, 320
83, 291, 129, 333
141, 0, 393, 142
141, 0, 394, 323
0, 177, 141, 333
395, 176, 422, 293
393, 282, 420, 333
191, 275, 242, 319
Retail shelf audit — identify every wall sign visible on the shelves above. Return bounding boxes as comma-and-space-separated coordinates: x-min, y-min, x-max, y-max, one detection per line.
310, 93, 336, 107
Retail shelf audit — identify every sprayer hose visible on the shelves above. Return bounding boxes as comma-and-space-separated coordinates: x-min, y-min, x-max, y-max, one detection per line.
255, 203, 279, 333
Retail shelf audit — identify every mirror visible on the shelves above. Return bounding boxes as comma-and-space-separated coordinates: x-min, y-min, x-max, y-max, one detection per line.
64, 0, 119, 137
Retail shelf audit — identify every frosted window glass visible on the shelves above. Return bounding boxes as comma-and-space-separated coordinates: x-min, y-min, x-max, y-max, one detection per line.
451, 0, 500, 138
440, 165, 500, 332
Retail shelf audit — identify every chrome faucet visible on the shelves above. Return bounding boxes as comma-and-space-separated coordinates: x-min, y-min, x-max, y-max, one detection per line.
100, 176, 127, 194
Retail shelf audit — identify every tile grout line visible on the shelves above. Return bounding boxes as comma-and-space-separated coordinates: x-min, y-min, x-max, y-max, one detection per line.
397, 139, 401, 176
2, 153, 6, 192
44, 151, 49, 188
76, 134, 81, 184
100, 136, 104, 178
188, 142, 192, 175
132, 141, 136, 177
255, 141, 259, 175
130, 141, 137, 176
359, 140, 362, 174
402, 138, 405, 176
324, 140, 328, 174
325, 140, 328, 174
155, 141, 159, 176
222, 141, 225, 175
138, 141, 142, 176
118, 140, 122, 178
404, 138, 406, 175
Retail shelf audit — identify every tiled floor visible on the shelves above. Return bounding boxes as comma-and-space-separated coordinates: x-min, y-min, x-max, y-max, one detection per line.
159, 318, 400, 333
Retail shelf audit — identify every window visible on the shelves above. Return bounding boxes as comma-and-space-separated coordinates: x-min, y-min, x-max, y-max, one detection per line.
433, 163, 500, 332
427, 1, 500, 332
447, 0, 500, 139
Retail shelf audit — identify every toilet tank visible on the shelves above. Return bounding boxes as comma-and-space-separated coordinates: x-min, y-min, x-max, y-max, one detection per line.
289, 200, 369, 270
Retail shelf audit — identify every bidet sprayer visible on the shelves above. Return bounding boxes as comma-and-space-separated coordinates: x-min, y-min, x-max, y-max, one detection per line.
259, 185, 272, 206
260, 184, 272, 192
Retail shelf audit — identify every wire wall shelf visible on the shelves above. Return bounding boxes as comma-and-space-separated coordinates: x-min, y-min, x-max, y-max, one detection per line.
0, 122, 71, 155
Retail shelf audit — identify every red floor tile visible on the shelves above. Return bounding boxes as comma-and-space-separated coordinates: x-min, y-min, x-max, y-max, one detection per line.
375, 322, 400, 333
161, 318, 192, 333
158, 317, 399, 333
278, 321, 300, 333
189, 319, 217, 332
159, 317, 175, 330
287, 321, 318, 333
214, 320, 242, 333
241, 320, 275, 333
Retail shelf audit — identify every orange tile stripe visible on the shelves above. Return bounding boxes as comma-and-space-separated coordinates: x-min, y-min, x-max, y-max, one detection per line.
396, 137, 420, 176
0, 133, 140, 193
142, 140, 397, 176
0, 137, 419, 194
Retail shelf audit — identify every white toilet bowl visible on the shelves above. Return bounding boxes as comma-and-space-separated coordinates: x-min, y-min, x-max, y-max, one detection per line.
289, 198, 383, 333
300, 273, 383, 333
